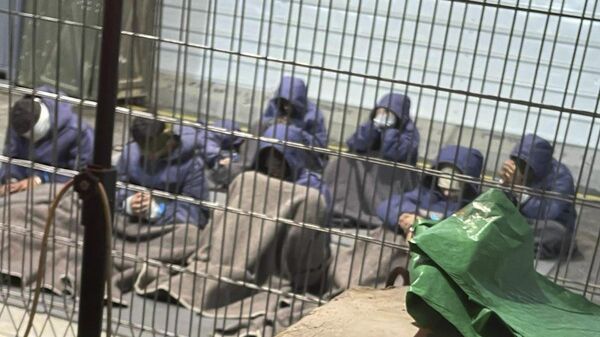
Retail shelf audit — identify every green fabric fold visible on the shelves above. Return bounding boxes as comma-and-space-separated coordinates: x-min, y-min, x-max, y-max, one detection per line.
407, 189, 600, 337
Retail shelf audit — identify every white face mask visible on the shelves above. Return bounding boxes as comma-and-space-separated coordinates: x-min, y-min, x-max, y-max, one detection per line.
437, 166, 464, 192
21, 98, 51, 143
519, 193, 532, 206
372, 111, 397, 129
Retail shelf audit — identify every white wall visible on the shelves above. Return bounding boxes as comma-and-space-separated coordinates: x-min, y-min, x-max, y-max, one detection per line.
159, 0, 600, 147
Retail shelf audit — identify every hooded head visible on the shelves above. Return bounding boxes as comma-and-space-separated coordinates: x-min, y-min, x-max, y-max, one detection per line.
255, 124, 312, 181
10, 96, 51, 142
424, 145, 484, 200
272, 76, 308, 119
370, 93, 411, 129
212, 119, 243, 150
510, 134, 553, 183
130, 117, 191, 161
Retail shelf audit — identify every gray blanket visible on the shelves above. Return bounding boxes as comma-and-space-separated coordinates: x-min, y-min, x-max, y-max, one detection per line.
134, 172, 408, 336
0, 184, 201, 305
329, 226, 408, 291
323, 155, 419, 228
0, 176, 409, 336
134, 172, 331, 311
209, 225, 409, 337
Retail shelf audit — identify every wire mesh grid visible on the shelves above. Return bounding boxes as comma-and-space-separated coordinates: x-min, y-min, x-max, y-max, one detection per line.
0, 0, 600, 336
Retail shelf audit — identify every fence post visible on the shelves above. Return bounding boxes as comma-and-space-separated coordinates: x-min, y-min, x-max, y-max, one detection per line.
77, 1, 123, 336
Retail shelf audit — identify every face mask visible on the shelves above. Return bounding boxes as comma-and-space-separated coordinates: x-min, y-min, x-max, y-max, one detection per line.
21, 98, 50, 143
437, 166, 464, 192
519, 193, 532, 206
372, 111, 397, 129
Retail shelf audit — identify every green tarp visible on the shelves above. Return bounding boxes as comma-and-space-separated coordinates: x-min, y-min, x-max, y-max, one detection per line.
407, 189, 600, 337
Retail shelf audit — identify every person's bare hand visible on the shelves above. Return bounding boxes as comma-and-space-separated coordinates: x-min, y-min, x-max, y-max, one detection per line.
0, 184, 8, 196
130, 192, 152, 216
218, 157, 231, 167
398, 213, 418, 240
9, 177, 41, 194
398, 213, 416, 229
500, 159, 517, 186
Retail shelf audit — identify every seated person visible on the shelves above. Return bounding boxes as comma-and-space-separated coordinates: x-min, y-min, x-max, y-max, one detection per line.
346, 92, 419, 165
377, 145, 483, 237
321, 92, 420, 228
0, 87, 94, 194
262, 76, 328, 151
254, 123, 331, 205
210, 76, 329, 185
135, 124, 333, 313
499, 133, 576, 259
116, 117, 209, 227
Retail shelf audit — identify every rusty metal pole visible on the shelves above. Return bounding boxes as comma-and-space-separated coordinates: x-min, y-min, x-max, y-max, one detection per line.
76, 1, 123, 336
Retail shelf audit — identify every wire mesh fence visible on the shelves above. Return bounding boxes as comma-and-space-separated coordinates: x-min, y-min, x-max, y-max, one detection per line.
0, 0, 599, 336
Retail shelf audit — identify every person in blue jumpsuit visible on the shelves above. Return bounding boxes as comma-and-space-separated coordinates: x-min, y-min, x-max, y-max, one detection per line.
262, 76, 328, 151
210, 76, 328, 164
377, 145, 483, 237
346, 92, 419, 164
209, 76, 329, 186
499, 134, 577, 259
255, 123, 331, 205
0, 86, 94, 194
116, 117, 209, 227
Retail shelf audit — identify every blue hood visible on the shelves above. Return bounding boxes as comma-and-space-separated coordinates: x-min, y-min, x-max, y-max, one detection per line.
128, 124, 199, 164
212, 119, 243, 149
165, 124, 199, 162
510, 134, 554, 180
35, 85, 78, 133
256, 124, 311, 180
0, 85, 94, 183
272, 76, 308, 118
425, 145, 484, 197
371, 93, 411, 125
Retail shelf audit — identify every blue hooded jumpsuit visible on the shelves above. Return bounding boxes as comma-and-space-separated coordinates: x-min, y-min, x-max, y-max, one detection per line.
256, 124, 331, 205
206, 77, 328, 184
262, 76, 328, 149
377, 145, 483, 233
116, 125, 210, 227
0, 86, 94, 183
346, 93, 419, 165
510, 134, 576, 259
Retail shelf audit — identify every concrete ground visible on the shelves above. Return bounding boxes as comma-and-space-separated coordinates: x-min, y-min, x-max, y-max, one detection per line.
278, 287, 420, 337
0, 78, 599, 336
0, 285, 235, 337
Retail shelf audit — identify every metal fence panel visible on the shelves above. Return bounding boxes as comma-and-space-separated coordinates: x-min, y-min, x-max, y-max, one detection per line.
0, 0, 599, 336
